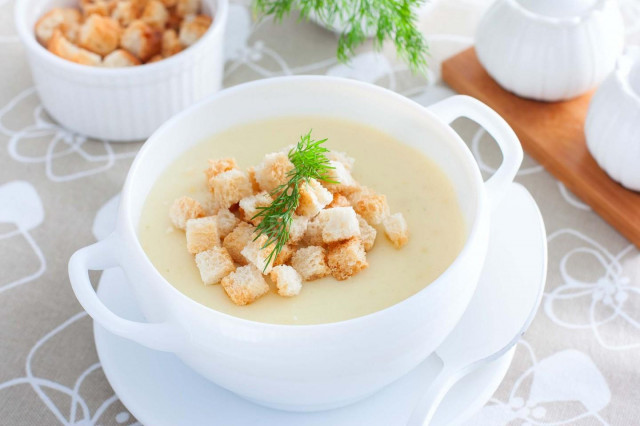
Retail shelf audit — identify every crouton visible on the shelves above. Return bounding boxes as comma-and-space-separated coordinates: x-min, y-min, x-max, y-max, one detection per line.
348, 187, 390, 225
288, 215, 308, 244
78, 14, 121, 56
317, 206, 360, 243
102, 48, 141, 67
209, 169, 253, 210
141, 0, 169, 30
270, 265, 302, 297
328, 193, 350, 208
291, 246, 330, 281
166, 10, 182, 31
204, 158, 237, 182
327, 238, 368, 281
80, 0, 114, 17
120, 19, 161, 61
147, 54, 163, 63
175, 0, 200, 17
186, 216, 220, 254
215, 208, 239, 238
247, 166, 261, 193
357, 214, 377, 251
239, 191, 272, 225
253, 152, 294, 193
274, 243, 295, 266
222, 222, 255, 265
322, 161, 359, 194
195, 246, 235, 285
169, 196, 205, 230
160, 0, 178, 7
302, 214, 327, 246
296, 178, 332, 217
111, 1, 138, 27
241, 234, 275, 274
35, 8, 82, 45
221, 265, 270, 306
179, 14, 211, 46
48, 30, 102, 66
161, 29, 182, 57
383, 213, 409, 248
327, 150, 355, 170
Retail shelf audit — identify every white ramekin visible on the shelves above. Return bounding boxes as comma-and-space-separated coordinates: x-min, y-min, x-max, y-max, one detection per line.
69, 76, 523, 411
15, 0, 228, 142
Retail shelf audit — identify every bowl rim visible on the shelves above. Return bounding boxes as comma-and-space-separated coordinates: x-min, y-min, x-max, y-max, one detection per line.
503, 0, 610, 26
14, 0, 229, 76
119, 75, 489, 331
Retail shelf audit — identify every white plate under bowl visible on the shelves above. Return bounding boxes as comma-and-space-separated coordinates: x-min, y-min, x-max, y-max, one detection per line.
94, 183, 546, 425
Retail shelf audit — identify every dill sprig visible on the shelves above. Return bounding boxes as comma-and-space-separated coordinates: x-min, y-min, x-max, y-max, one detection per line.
253, 0, 429, 74
252, 131, 337, 271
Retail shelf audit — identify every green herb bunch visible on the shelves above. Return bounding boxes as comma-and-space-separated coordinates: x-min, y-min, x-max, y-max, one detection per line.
253, 0, 429, 74
252, 131, 337, 270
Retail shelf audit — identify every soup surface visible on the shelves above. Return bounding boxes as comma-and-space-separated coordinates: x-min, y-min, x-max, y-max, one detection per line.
139, 116, 466, 325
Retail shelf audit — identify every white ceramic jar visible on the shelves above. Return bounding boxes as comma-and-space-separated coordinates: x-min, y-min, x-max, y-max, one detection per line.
586, 48, 640, 191
476, 0, 625, 101
15, 0, 228, 142
69, 77, 522, 412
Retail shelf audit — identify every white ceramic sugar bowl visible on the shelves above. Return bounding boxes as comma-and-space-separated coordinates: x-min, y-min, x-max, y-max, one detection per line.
586, 48, 640, 191
476, 0, 625, 101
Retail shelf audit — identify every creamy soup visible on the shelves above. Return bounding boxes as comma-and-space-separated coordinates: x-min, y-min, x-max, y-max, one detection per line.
139, 116, 466, 325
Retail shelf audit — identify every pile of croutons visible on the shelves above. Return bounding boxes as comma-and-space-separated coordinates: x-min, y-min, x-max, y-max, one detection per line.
34, 0, 211, 67
169, 149, 409, 306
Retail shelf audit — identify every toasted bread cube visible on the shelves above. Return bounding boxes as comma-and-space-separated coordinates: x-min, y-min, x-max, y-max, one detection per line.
247, 166, 261, 193
161, 29, 182, 57
327, 150, 355, 170
205, 158, 238, 182
209, 169, 253, 210
147, 54, 163, 63
328, 193, 351, 208
223, 222, 255, 265
357, 215, 377, 251
179, 14, 212, 46
288, 215, 309, 244
274, 243, 295, 266
195, 246, 235, 285
78, 14, 121, 56
48, 30, 102, 66
176, 0, 200, 17
160, 0, 177, 7
121, 20, 161, 61
270, 265, 302, 297
35, 8, 82, 45
296, 179, 332, 217
327, 238, 368, 281
302, 214, 327, 246
383, 213, 408, 248
319, 206, 360, 243
169, 196, 205, 230
112, 1, 138, 27
239, 191, 272, 225
322, 161, 359, 194
216, 208, 239, 239
253, 152, 294, 193
291, 246, 330, 281
241, 234, 275, 274
348, 187, 390, 225
221, 265, 269, 306
80, 0, 115, 17
103, 48, 141, 67
186, 216, 220, 254
141, 0, 169, 29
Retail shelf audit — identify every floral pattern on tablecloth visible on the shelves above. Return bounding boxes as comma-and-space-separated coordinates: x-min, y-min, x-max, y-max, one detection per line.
1, 0, 639, 424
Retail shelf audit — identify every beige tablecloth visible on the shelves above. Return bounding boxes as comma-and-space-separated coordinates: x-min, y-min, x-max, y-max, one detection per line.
2, 0, 640, 424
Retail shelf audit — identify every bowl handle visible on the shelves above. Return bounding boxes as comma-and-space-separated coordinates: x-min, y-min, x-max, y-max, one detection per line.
428, 95, 523, 207
68, 234, 185, 352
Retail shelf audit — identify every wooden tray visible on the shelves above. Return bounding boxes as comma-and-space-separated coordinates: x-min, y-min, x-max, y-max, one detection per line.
442, 47, 640, 248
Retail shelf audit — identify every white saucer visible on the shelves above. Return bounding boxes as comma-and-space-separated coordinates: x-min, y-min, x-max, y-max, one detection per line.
94, 183, 546, 425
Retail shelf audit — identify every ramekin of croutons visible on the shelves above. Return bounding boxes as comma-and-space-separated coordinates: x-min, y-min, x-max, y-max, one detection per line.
15, 0, 228, 141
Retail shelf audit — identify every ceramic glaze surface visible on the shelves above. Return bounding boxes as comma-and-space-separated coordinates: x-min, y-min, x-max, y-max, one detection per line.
586, 49, 640, 191
476, 0, 625, 101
